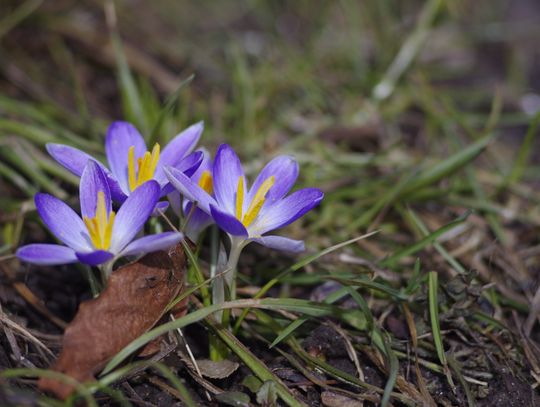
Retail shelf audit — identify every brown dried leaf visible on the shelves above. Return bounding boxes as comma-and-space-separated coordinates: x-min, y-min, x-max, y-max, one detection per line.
38, 244, 188, 399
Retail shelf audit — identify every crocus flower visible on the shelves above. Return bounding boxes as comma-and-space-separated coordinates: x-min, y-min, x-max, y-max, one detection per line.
164, 144, 323, 253
168, 149, 214, 241
16, 161, 183, 268
46, 121, 204, 203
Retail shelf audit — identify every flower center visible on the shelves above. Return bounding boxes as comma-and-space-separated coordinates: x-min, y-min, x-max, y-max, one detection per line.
198, 170, 213, 194
127, 143, 161, 191
235, 176, 275, 227
83, 191, 116, 250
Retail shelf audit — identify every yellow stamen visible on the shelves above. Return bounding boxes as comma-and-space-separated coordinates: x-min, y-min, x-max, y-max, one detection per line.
83, 191, 115, 250
242, 176, 275, 227
235, 176, 245, 220
198, 170, 213, 194
128, 146, 137, 192
127, 143, 161, 191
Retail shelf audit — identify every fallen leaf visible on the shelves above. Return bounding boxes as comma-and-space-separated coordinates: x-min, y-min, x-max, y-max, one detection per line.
38, 244, 187, 399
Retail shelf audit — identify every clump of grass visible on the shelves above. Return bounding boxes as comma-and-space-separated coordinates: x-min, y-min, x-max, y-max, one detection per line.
1, 1, 540, 406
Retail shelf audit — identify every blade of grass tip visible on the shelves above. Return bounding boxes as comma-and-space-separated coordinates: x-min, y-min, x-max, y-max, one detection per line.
428, 271, 455, 390
380, 211, 471, 268
0, 0, 43, 40
505, 110, 540, 187
401, 133, 493, 197
104, 1, 148, 134
0, 368, 97, 407
207, 319, 306, 407
148, 74, 195, 145
233, 231, 379, 333
371, 0, 444, 102
406, 207, 467, 274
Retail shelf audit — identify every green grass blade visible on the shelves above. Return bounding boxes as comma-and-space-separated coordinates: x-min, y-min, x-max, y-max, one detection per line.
233, 232, 378, 333
428, 271, 446, 366
148, 74, 195, 145
506, 110, 540, 186
0, 0, 43, 40
208, 319, 305, 407
380, 211, 471, 268
102, 298, 363, 375
402, 134, 493, 196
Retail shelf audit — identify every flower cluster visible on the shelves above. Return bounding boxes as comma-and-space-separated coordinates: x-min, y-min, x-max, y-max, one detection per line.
16, 120, 324, 288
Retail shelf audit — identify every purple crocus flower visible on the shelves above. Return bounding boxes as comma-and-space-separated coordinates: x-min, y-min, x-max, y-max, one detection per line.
164, 144, 323, 253
46, 121, 204, 203
16, 161, 183, 268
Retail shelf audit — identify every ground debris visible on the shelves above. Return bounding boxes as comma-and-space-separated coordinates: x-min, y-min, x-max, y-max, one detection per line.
38, 244, 187, 399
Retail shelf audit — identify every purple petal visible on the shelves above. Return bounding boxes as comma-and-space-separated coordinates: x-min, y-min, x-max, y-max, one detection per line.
156, 151, 204, 191
80, 161, 111, 219
252, 188, 324, 235
213, 144, 245, 214
154, 122, 203, 183
250, 235, 305, 253
164, 166, 217, 214
192, 148, 212, 180
16, 244, 77, 265
35, 193, 91, 251
120, 231, 183, 257
76, 250, 114, 266
105, 121, 147, 195
210, 204, 248, 237
249, 155, 298, 206
46, 143, 98, 177
152, 201, 170, 216
46, 143, 126, 203
176, 151, 204, 178
109, 181, 160, 253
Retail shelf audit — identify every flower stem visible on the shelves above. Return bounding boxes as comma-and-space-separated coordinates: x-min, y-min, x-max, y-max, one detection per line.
98, 260, 114, 288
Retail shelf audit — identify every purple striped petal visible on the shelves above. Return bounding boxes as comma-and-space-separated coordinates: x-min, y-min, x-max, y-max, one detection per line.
213, 144, 245, 214
250, 235, 305, 253
176, 150, 204, 178
154, 122, 203, 183
120, 231, 183, 257
46, 143, 126, 203
35, 193, 91, 252
105, 121, 147, 195
164, 166, 217, 214
210, 204, 248, 237
80, 161, 111, 219
192, 148, 212, 180
109, 181, 160, 253
157, 151, 204, 191
76, 250, 114, 266
46, 143, 97, 177
249, 155, 298, 207
252, 188, 324, 235
16, 244, 78, 265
